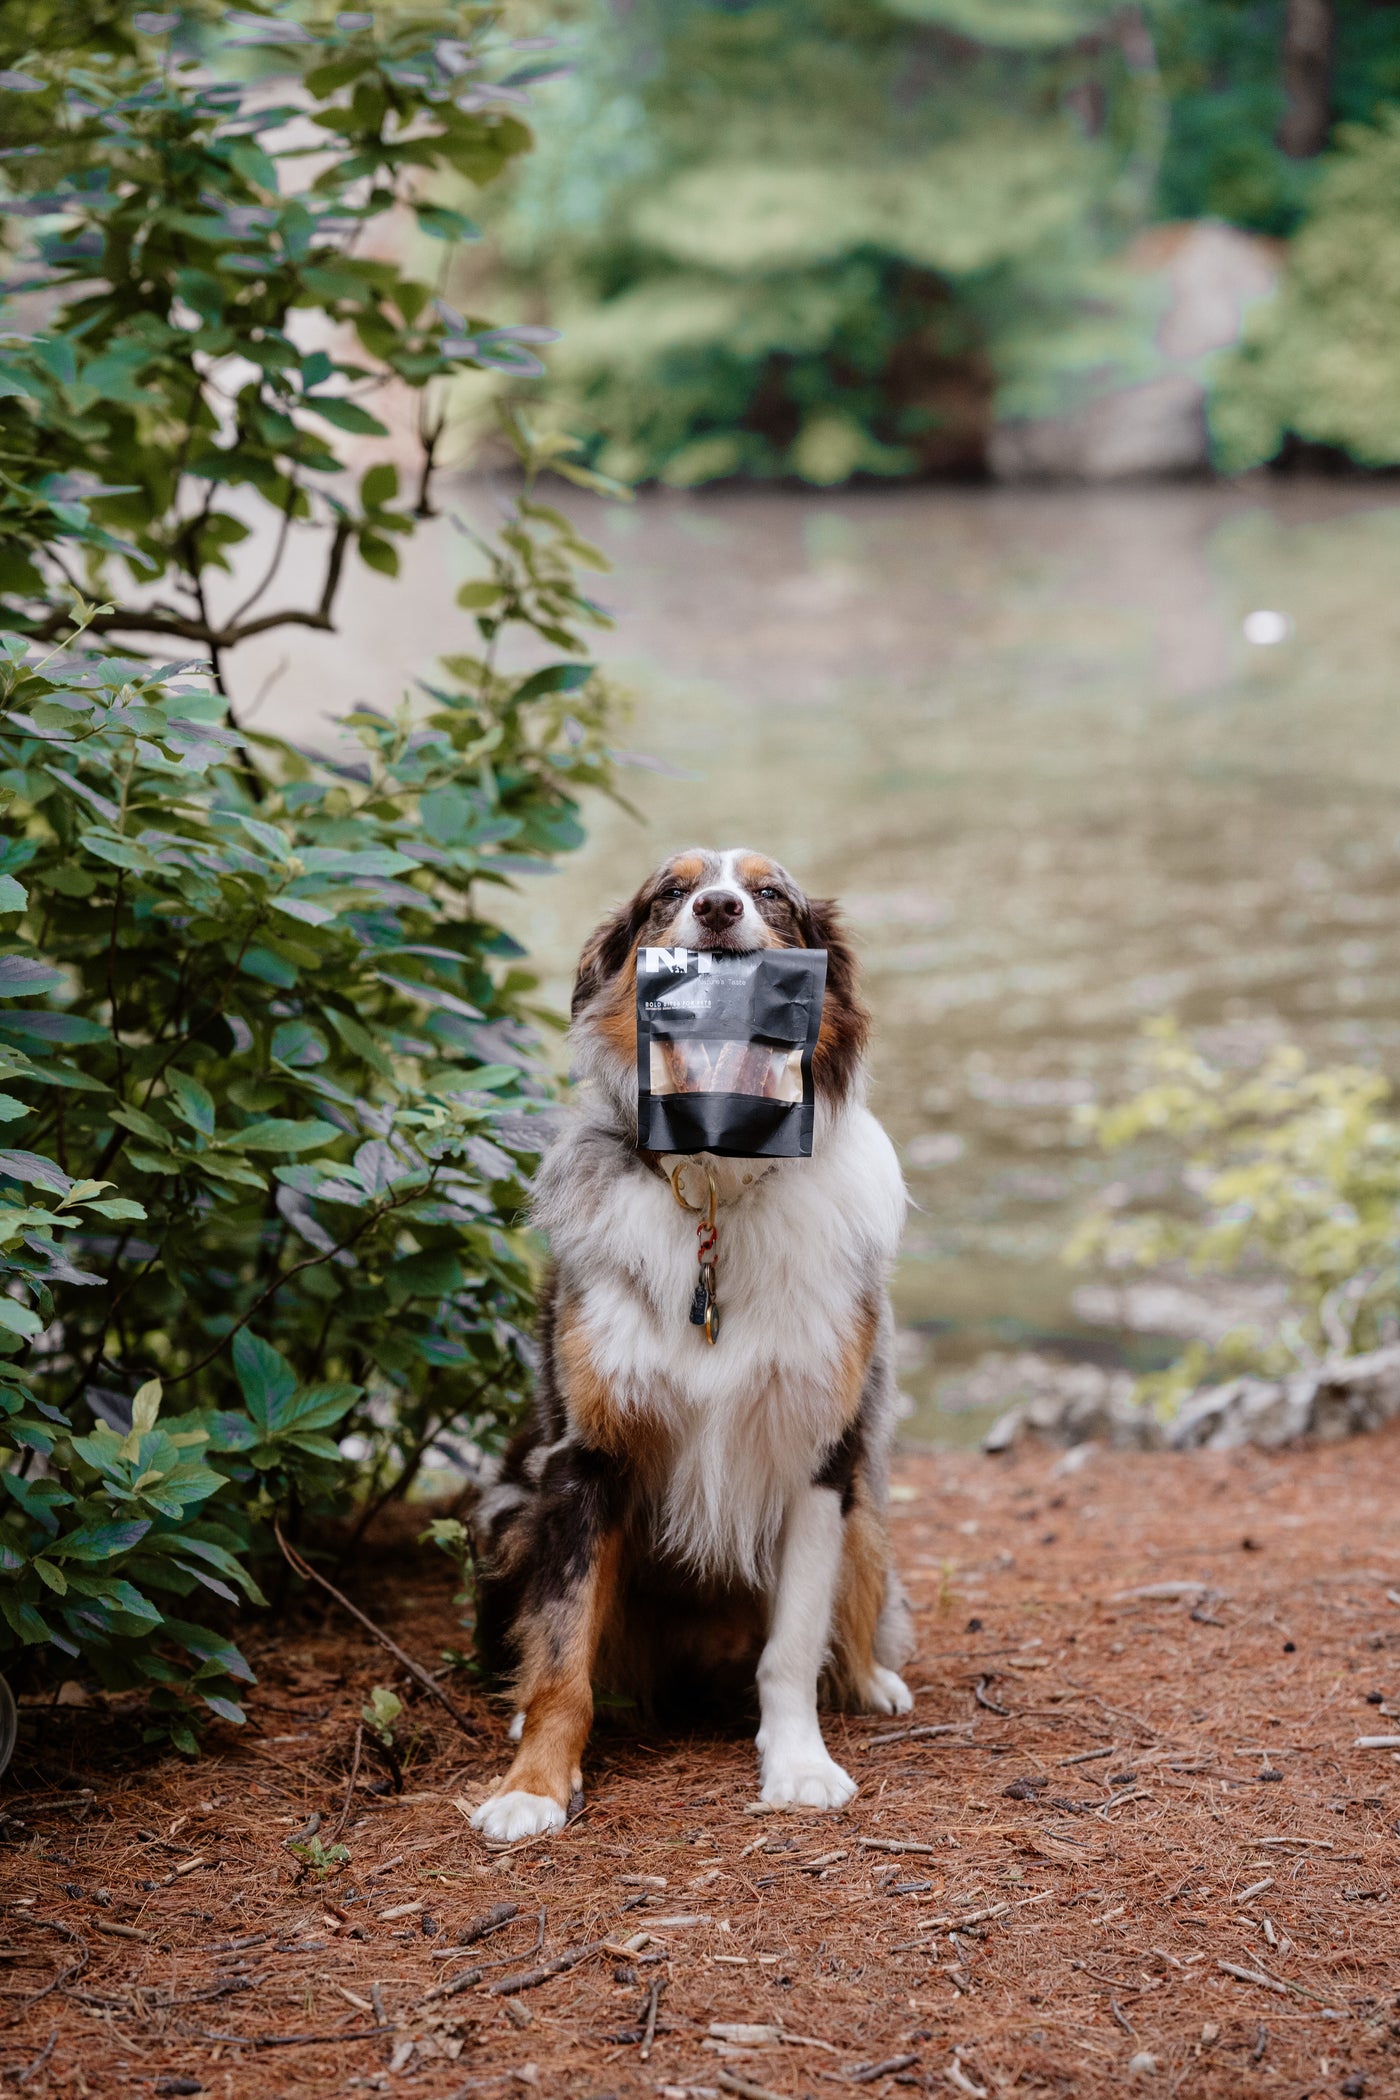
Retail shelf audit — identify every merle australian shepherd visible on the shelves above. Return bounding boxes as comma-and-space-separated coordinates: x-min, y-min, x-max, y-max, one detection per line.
469, 848, 912, 1841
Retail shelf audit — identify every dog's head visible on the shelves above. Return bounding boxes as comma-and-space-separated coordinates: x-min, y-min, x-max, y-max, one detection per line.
570, 847, 869, 1123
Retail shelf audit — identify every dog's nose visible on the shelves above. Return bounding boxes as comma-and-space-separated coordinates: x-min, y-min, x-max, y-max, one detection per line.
693, 889, 743, 926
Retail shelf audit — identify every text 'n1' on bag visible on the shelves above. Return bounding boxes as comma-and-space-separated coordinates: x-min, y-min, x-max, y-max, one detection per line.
636, 947, 828, 1159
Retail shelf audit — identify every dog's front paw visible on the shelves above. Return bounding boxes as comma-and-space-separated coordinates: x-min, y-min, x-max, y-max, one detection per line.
863, 1664, 914, 1716
470, 1789, 567, 1842
760, 1753, 858, 1811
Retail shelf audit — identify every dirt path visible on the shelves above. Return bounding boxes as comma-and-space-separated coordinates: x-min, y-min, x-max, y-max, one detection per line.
4, 1431, 1400, 2098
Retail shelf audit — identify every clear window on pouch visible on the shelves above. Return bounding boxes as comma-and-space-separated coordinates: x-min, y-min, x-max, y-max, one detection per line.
648, 1038, 804, 1101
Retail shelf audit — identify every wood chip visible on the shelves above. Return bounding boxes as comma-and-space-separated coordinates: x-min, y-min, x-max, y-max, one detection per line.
1353, 1735, 1400, 1749
93, 1923, 155, 1943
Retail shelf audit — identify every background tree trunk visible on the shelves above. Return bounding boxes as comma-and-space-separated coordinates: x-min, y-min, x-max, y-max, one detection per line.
1278, 0, 1335, 158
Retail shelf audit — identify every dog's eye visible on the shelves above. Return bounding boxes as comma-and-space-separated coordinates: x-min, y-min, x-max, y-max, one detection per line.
756, 886, 780, 901
656, 886, 685, 902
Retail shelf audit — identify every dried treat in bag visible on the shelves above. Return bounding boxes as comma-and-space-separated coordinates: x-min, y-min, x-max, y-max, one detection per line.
636, 946, 827, 1157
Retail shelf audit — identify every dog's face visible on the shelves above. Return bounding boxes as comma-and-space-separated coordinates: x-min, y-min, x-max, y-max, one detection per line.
571, 846, 869, 1112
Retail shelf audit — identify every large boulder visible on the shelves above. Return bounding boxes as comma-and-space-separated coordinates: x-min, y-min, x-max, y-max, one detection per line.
990, 221, 1280, 481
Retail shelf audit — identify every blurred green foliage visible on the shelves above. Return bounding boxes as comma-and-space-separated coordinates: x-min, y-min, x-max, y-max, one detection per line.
478, 0, 1400, 483
0, 2, 618, 1746
1156, 0, 1400, 234
1071, 1022, 1400, 1406
491, 0, 1165, 484
1211, 111, 1400, 468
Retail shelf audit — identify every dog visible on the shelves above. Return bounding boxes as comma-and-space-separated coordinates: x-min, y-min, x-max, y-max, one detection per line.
469, 847, 912, 1842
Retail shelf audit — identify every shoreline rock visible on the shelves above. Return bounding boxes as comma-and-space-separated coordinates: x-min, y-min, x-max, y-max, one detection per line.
982, 1343, 1400, 1454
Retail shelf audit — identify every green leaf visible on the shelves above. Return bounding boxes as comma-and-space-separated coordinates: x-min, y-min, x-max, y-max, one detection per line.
230, 1118, 341, 1154
58, 1519, 152, 1561
0, 956, 65, 998
360, 463, 398, 509
306, 396, 388, 436
232, 1329, 297, 1429
510, 663, 596, 702
0, 1593, 52, 1645
0, 876, 28, 913
0, 1097, 27, 1123
0, 1299, 42, 1338
167, 1070, 216, 1137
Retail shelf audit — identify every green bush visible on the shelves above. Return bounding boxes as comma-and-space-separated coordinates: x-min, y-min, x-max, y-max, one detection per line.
1070, 1021, 1400, 1407
1210, 110, 1400, 469
0, 4, 617, 1748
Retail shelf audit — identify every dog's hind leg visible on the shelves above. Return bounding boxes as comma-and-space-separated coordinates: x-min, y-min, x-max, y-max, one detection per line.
755, 1484, 858, 1810
827, 1493, 914, 1716
471, 1444, 622, 1843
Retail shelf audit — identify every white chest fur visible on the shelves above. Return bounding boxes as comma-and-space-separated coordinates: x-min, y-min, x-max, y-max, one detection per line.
544, 1105, 906, 1583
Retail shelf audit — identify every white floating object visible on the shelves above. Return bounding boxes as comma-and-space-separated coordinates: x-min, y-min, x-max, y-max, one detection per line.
1242, 609, 1292, 646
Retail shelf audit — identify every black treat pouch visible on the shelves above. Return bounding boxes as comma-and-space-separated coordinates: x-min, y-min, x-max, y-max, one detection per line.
636, 946, 827, 1157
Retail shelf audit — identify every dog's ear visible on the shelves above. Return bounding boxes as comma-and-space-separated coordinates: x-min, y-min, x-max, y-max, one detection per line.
799, 895, 869, 1096
798, 895, 856, 1000
572, 893, 648, 1016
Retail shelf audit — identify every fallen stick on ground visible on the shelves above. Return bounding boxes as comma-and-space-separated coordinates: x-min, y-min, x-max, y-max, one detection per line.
486, 1939, 612, 1997
274, 1522, 478, 1740
330, 1724, 363, 1842
716, 2073, 787, 2100
639, 1977, 663, 2061
1217, 1961, 1289, 1996
210, 2026, 397, 2049
858, 1722, 976, 1748
843, 2052, 919, 2084
429, 1904, 522, 1957
857, 1837, 938, 1856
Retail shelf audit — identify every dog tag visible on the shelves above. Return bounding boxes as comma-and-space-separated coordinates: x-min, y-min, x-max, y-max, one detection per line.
703, 1297, 721, 1345
689, 1279, 708, 1325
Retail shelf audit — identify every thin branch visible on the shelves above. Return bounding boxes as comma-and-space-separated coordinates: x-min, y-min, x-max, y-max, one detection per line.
25, 518, 355, 650
273, 1522, 479, 1740
164, 1189, 412, 1387
226, 477, 301, 629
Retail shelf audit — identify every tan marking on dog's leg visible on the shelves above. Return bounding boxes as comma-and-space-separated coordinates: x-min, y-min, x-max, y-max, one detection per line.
826, 1496, 912, 1716
484, 1527, 623, 1820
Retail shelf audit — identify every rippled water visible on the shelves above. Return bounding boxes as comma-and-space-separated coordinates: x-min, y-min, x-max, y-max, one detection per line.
244, 476, 1400, 1442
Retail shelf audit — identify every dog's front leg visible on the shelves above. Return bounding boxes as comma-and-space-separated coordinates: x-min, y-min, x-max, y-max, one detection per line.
755, 1483, 858, 1810
471, 1451, 621, 1844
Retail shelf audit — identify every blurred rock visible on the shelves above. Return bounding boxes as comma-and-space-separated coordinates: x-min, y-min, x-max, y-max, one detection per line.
990, 222, 1280, 482
983, 1344, 1400, 1454
975, 1353, 1161, 1453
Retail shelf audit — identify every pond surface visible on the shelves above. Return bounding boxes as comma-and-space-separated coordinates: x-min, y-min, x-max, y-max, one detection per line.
243, 476, 1400, 1442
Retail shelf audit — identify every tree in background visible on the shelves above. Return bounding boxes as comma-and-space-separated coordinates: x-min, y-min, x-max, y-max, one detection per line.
474, 0, 1400, 484
484, 0, 1168, 485
1154, 0, 1398, 232
1210, 110, 1400, 468
0, 3, 619, 1747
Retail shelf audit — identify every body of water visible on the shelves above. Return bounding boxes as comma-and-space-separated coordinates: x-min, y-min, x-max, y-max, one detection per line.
237, 477, 1400, 1440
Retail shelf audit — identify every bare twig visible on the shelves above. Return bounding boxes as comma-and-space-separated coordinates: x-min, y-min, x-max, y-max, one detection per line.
273, 1523, 479, 1740
486, 1938, 611, 1998
330, 1723, 363, 1843
639, 1977, 662, 2061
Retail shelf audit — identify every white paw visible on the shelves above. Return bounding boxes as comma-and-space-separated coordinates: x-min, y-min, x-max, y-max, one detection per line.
864, 1665, 914, 1716
470, 1790, 566, 1842
507, 1710, 525, 1742
760, 1754, 858, 1811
